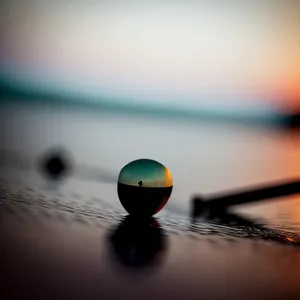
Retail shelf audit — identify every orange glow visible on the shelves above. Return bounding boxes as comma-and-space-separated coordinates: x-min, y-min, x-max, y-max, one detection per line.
286, 134, 300, 226
283, 83, 300, 112
164, 167, 173, 187
276, 55, 300, 112
286, 237, 294, 242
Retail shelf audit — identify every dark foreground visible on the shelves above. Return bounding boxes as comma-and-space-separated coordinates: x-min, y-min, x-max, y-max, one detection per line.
1, 182, 300, 300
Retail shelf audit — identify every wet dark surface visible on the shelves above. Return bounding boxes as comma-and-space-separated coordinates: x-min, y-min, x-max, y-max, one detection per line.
1, 181, 300, 300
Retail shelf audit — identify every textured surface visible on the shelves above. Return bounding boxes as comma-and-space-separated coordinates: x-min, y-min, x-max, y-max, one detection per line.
1, 180, 300, 300
1, 180, 300, 247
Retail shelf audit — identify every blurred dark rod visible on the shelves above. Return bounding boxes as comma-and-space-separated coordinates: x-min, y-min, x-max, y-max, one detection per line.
192, 178, 300, 217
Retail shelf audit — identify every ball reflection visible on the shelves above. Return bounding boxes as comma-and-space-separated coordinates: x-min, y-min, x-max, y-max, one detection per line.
117, 159, 173, 216
109, 216, 167, 269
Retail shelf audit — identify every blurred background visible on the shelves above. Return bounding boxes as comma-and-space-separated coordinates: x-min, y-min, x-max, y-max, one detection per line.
1, 0, 300, 230
1, 0, 299, 114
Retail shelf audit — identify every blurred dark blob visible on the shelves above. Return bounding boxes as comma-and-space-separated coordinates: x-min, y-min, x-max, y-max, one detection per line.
38, 148, 72, 181
118, 183, 172, 216
108, 216, 167, 269
284, 110, 300, 129
191, 178, 300, 219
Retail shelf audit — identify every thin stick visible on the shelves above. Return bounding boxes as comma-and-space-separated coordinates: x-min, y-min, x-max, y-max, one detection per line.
192, 179, 300, 217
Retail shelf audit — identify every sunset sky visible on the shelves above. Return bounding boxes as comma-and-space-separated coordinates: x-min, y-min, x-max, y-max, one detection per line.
1, 1, 299, 112
118, 159, 173, 188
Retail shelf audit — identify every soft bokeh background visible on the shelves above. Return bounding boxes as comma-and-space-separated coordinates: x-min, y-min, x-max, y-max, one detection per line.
1, 0, 299, 113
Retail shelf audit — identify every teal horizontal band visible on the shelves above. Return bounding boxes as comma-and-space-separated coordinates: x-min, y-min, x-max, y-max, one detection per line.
0, 75, 283, 126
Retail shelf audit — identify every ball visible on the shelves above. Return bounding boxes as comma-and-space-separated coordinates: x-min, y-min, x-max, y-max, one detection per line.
117, 159, 173, 216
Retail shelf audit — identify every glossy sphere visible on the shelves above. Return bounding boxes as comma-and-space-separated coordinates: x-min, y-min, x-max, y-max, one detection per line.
117, 159, 173, 216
